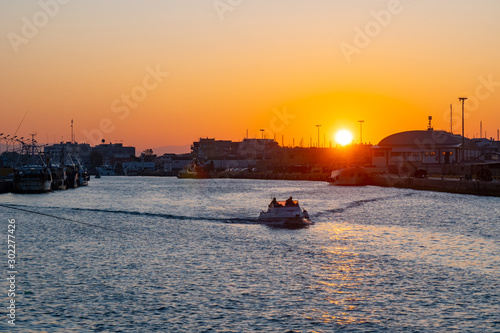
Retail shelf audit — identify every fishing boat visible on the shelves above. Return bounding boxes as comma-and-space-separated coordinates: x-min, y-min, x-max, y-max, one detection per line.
75, 157, 89, 186
49, 164, 67, 190
0, 168, 14, 194
64, 162, 79, 188
0, 179, 13, 193
12, 134, 53, 193
257, 197, 312, 227
13, 165, 53, 193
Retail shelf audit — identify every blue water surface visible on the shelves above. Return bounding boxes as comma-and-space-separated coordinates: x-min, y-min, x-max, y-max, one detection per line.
1, 177, 499, 332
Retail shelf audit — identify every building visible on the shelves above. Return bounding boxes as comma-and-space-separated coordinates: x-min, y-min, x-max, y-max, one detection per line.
187, 137, 368, 173
236, 139, 280, 160
121, 161, 156, 175
472, 138, 500, 161
44, 142, 92, 167
192, 138, 238, 159
157, 153, 193, 173
371, 129, 481, 174
92, 142, 135, 163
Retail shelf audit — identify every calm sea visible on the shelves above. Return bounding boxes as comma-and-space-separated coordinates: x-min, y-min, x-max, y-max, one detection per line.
1, 177, 499, 332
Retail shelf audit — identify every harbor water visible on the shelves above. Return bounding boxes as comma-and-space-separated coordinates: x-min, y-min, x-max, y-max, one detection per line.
1, 177, 499, 332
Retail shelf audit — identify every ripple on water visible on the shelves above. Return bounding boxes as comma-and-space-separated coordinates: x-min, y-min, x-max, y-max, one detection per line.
1, 177, 499, 332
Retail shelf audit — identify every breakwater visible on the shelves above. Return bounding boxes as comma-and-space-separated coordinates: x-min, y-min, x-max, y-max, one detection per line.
368, 175, 500, 197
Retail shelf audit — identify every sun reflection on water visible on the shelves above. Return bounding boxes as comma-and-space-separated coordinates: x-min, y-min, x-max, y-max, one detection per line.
304, 222, 377, 326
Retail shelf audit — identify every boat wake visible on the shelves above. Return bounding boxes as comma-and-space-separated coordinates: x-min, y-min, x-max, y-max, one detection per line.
2, 203, 256, 225
313, 193, 415, 217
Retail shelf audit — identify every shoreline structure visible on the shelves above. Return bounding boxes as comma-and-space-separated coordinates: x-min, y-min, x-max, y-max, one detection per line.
368, 174, 500, 197
125, 170, 500, 197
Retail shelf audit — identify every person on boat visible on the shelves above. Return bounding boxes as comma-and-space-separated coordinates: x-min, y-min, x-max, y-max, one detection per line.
270, 197, 277, 207
285, 196, 294, 206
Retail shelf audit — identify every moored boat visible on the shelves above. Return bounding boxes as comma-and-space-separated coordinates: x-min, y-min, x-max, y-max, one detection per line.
13, 165, 52, 193
257, 197, 312, 227
177, 159, 210, 179
12, 134, 53, 193
0, 179, 13, 194
0, 168, 14, 194
49, 164, 67, 190
76, 157, 89, 186
329, 167, 368, 186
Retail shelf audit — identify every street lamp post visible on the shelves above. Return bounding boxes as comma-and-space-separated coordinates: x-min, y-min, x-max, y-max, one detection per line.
316, 125, 321, 148
259, 129, 264, 139
459, 97, 468, 162
358, 120, 364, 144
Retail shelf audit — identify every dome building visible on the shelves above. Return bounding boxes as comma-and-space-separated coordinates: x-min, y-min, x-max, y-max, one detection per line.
371, 129, 480, 173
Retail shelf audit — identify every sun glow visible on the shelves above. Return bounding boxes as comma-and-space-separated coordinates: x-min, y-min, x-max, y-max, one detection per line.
335, 129, 353, 146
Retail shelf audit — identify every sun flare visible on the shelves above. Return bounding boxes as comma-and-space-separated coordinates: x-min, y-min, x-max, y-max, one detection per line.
335, 129, 353, 146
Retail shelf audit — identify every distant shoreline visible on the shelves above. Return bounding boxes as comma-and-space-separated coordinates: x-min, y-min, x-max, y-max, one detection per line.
105, 172, 500, 197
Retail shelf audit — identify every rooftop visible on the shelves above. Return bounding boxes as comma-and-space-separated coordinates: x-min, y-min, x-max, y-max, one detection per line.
378, 130, 478, 149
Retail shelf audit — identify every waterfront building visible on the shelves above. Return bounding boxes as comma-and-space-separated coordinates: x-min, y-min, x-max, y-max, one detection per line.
371, 129, 481, 174
44, 142, 92, 166
188, 137, 370, 174
121, 161, 156, 175
92, 142, 135, 163
472, 138, 500, 161
157, 153, 193, 173
192, 138, 238, 160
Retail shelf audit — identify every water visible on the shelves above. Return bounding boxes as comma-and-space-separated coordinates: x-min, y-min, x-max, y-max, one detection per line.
1, 177, 499, 332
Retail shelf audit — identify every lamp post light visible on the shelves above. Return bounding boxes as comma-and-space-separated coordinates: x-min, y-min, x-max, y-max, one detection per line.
260, 129, 264, 139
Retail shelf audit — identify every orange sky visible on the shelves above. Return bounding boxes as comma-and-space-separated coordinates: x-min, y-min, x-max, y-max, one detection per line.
1, 0, 500, 153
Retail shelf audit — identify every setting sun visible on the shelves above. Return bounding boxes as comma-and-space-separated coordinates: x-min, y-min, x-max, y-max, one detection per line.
335, 129, 353, 146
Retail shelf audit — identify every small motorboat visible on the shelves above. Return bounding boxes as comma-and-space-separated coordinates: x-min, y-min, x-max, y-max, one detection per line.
258, 197, 312, 227
329, 167, 368, 186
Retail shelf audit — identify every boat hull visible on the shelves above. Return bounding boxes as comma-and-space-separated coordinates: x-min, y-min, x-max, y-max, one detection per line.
257, 216, 312, 227
13, 179, 52, 193
0, 180, 13, 194
177, 171, 209, 179
329, 167, 368, 186
257, 199, 312, 227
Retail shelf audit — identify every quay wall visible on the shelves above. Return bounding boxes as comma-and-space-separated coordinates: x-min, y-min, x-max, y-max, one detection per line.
368, 175, 500, 197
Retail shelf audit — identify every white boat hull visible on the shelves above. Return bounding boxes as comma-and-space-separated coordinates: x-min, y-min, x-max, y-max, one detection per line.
257, 199, 312, 227
329, 167, 368, 186
257, 216, 312, 227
